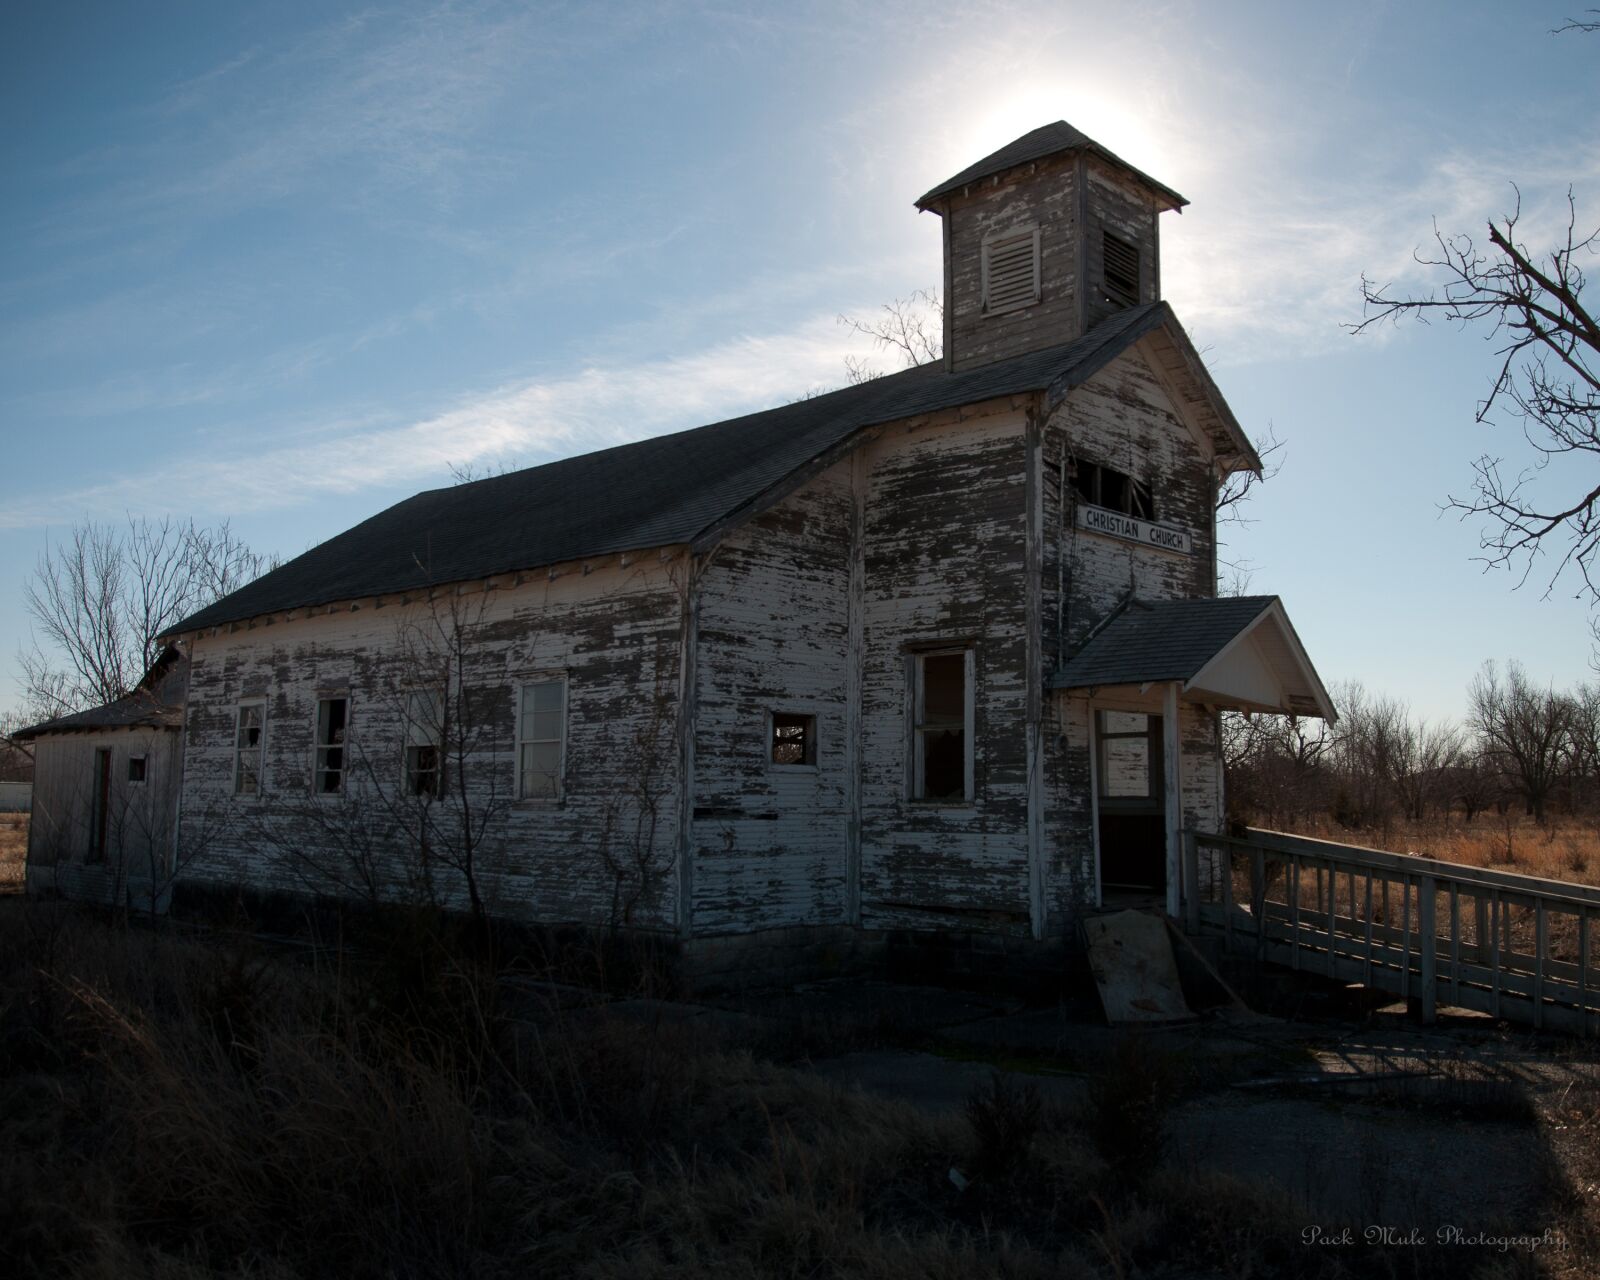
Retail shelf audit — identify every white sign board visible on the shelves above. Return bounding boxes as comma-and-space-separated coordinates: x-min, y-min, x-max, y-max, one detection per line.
1076, 503, 1192, 555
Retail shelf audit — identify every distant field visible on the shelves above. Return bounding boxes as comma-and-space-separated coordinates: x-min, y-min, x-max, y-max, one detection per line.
1256, 814, 1600, 888
0, 813, 26, 891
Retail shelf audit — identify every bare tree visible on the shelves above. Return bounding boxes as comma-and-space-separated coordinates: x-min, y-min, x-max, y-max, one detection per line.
1469, 659, 1575, 823
838, 288, 943, 384
1351, 22, 1598, 599
19, 517, 275, 720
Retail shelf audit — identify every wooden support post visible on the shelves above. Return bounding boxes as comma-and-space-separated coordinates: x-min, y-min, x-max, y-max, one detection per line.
1251, 845, 1266, 961
1418, 874, 1437, 1025
1182, 830, 1200, 933
1535, 902, 1548, 1030
1163, 681, 1181, 920
1290, 855, 1301, 970
1449, 885, 1461, 1006
1363, 870, 1375, 986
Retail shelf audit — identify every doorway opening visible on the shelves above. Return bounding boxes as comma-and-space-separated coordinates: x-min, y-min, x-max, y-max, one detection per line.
1095, 710, 1165, 902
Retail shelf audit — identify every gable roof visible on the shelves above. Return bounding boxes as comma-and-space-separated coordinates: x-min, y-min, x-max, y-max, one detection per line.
1049, 595, 1336, 721
13, 648, 189, 741
915, 121, 1188, 212
167, 300, 1249, 637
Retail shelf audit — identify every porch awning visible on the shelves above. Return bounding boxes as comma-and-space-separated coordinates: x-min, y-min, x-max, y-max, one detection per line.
1047, 595, 1337, 721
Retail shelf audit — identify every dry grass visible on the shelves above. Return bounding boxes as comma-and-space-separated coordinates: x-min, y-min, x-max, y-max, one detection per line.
0, 814, 26, 892
1271, 814, 1600, 888
0, 899, 1582, 1278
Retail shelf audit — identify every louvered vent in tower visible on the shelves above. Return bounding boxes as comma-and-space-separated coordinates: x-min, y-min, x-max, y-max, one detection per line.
981, 227, 1040, 315
1102, 231, 1140, 309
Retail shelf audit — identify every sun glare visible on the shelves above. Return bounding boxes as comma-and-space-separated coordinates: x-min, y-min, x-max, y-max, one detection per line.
954, 83, 1171, 185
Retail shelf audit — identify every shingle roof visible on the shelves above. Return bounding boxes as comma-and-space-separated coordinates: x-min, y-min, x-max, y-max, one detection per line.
168, 301, 1172, 636
14, 649, 188, 740
1049, 596, 1277, 690
915, 121, 1188, 212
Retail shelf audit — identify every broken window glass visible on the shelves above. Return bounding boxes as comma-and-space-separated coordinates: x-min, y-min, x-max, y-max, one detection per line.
771, 712, 817, 766
235, 703, 264, 795
315, 697, 348, 794
406, 690, 443, 797
915, 651, 969, 801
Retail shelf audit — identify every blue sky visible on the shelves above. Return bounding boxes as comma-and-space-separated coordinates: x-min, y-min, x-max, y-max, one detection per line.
2, 0, 1597, 723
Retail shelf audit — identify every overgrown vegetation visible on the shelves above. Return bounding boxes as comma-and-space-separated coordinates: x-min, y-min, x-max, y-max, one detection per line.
1226, 664, 1600, 865
2, 899, 1589, 1277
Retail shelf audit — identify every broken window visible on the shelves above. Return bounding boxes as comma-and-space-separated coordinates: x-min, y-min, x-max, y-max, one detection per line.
314, 697, 348, 795
1071, 459, 1154, 519
405, 690, 443, 797
234, 702, 265, 796
518, 678, 565, 800
912, 650, 972, 802
127, 755, 146, 784
770, 712, 817, 767
1102, 231, 1140, 309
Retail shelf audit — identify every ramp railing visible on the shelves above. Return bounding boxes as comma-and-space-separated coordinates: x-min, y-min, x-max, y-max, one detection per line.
1183, 827, 1600, 1036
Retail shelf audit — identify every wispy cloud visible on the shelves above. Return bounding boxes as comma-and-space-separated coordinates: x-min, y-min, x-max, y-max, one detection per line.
0, 312, 881, 529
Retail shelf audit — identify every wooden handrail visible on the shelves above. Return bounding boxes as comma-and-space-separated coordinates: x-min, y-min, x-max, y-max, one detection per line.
1192, 827, 1600, 910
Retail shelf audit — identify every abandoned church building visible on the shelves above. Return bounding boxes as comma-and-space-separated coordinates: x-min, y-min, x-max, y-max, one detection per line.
25, 122, 1336, 979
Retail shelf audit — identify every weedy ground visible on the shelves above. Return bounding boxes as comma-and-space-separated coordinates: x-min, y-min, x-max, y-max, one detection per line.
0, 896, 1592, 1279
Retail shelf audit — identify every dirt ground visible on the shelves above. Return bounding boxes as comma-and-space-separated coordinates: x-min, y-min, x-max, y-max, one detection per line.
571, 975, 1600, 1253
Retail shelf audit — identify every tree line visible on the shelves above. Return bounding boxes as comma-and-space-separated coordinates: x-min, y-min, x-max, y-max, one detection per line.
1225, 659, 1598, 836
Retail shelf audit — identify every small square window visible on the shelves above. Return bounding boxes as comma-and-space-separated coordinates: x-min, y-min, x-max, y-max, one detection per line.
127, 756, 147, 784
770, 712, 817, 767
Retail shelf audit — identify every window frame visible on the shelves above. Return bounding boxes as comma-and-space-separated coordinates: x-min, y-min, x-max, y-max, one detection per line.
233, 699, 267, 798
980, 224, 1042, 316
313, 695, 350, 796
1071, 458, 1154, 520
127, 754, 147, 785
908, 647, 976, 804
403, 688, 445, 799
516, 675, 568, 802
767, 709, 819, 771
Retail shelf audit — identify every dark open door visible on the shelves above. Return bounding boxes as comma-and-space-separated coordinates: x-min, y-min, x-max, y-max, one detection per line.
1095, 711, 1165, 895
90, 747, 111, 863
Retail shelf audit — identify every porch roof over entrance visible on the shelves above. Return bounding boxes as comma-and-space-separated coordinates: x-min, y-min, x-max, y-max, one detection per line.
1047, 595, 1337, 721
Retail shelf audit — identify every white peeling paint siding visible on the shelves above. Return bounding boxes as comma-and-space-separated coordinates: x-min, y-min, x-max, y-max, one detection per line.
690, 458, 854, 935
176, 556, 685, 930
27, 727, 182, 910
858, 407, 1034, 933
1039, 348, 1225, 935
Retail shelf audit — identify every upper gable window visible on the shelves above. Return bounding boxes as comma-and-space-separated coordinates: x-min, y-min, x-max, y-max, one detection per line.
1102, 231, 1140, 309
981, 226, 1041, 315
1073, 459, 1153, 520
